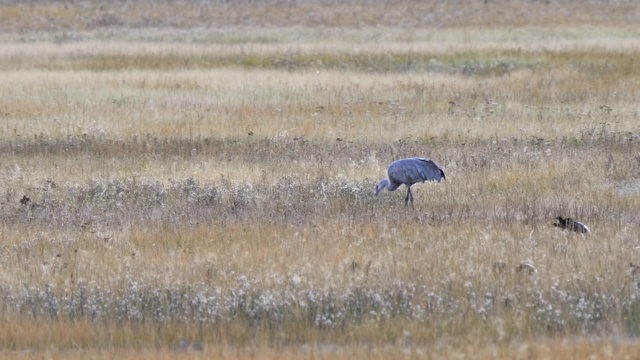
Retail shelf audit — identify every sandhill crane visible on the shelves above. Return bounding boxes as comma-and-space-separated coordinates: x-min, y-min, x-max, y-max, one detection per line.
553, 216, 590, 234
375, 157, 445, 205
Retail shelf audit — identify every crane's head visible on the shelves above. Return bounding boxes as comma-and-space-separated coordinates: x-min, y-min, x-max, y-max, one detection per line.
375, 179, 389, 196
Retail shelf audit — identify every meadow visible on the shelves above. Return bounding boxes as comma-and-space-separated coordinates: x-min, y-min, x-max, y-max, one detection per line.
1, 0, 640, 358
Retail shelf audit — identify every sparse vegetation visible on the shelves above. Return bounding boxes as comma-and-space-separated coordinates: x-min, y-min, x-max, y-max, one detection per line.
1, 0, 640, 358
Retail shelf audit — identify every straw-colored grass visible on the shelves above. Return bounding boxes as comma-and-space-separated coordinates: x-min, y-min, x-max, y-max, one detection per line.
1, 0, 640, 358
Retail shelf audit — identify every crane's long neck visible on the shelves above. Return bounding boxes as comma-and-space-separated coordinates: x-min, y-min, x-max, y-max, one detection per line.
376, 179, 401, 195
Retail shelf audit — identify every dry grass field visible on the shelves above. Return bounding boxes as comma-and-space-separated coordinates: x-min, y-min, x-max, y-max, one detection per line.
1, 0, 640, 358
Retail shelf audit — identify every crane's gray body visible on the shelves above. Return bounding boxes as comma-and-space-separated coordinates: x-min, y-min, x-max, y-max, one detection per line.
376, 157, 445, 205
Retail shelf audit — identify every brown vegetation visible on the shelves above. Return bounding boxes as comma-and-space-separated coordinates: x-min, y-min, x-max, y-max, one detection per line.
1, 0, 640, 358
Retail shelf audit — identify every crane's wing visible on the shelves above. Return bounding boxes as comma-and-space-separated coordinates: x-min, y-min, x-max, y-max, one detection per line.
410, 158, 445, 182
388, 158, 445, 185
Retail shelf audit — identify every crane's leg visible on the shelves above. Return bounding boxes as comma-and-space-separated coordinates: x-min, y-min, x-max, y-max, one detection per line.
405, 187, 414, 206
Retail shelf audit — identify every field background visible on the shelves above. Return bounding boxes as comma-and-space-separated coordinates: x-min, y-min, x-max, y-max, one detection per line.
1, 0, 640, 358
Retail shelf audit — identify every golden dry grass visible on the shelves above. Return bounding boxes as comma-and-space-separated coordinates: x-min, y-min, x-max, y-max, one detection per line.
4, 335, 640, 360
1, 0, 640, 358
1, 0, 640, 32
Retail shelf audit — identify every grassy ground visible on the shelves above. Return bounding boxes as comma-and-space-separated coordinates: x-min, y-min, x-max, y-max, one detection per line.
1, 0, 640, 358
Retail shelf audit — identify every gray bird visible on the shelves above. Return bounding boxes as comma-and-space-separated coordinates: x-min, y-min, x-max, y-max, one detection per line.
375, 157, 445, 205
